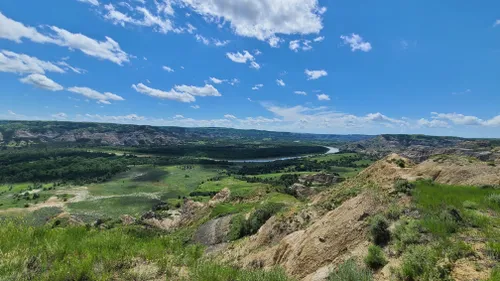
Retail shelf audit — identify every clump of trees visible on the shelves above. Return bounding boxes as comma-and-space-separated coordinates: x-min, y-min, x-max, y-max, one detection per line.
229, 203, 284, 241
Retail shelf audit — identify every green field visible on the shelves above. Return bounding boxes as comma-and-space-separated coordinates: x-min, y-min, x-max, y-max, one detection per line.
308, 153, 359, 162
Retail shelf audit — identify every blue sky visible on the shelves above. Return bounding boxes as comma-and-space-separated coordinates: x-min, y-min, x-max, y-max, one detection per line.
0, 0, 499, 137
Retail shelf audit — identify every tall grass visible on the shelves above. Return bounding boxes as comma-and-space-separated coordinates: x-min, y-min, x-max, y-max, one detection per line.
0, 220, 203, 280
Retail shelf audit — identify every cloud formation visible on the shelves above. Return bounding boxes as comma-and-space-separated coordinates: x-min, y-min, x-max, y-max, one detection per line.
67, 86, 125, 104
340, 34, 372, 52
226, 50, 260, 69
305, 69, 328, 80
20, 74, 64, 91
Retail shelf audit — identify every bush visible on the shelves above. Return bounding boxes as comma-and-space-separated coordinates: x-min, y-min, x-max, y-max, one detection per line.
398, 245, 446, 281
385, 204, 401, 221
190, 263, 293, 281
364, 245, 388, 270
393, 219, 421, 253
395, 159, 406, 168
328, 259, 373, 281
369, 215, 390, 246
394, 179, 415, 195
488, 242, 500, 261
229, 203, 284, 240
488, 194, 500, 207
488, 266, 500, 281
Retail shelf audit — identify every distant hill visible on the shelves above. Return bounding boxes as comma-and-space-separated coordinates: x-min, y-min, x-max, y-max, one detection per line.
0, 120, 374, 147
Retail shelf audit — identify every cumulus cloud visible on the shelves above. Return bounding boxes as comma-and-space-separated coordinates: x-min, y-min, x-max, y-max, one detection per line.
77, 0, 99, 6
209, 77, 224, 84
289, 39, 314, 52
417, 118, 450, 128
104, 3, 179, 34
316, 93, 330, 101
431, 112, 483, 126
0, 12, 130, 65
0, 50, 65, 75
276, 79, 286, 87
313, 36, 324, 42
132, 83, 195, 103
20, 74, 64, 91
174, 84, 221, 97
132, 83, 221, 102
163, 65, 174, 72
195, 34, 230, 46
340, 34, 372, 52
305, 69, 328, 80
179, 0, 326, 43
294, 91, 307, 95
67, 86, 125, 104
226, 50, 260, 69
252, 84, 264, 90
224, 114, 236, 119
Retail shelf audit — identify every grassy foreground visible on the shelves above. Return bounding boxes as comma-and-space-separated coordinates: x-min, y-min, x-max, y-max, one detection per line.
0, 221, 293, 281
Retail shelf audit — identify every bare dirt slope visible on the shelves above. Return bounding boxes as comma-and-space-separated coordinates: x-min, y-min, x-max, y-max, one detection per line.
218, 153, 500, 281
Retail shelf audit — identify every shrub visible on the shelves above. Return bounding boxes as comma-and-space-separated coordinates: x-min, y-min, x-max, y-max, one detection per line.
488, 266, 500, 281
394, 179, 415, 195
446, 241, 474, 262
385, 204, 401, 221
369, 215, 390, 246
488, 194, 500, 207
398, 245, 447, 281
462, 200, 478, 210
488, 242, 500, 261
364, 245, 388, 270
229, 203, 284, 240
395, 159, 406, 168
328, 259, 373, 281
190, 263, 293, 281
393, 219, 421, 253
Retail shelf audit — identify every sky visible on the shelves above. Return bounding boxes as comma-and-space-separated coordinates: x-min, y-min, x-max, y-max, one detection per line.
0, 0, 499, 138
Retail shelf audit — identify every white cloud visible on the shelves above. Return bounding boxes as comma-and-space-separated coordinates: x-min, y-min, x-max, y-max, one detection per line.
132, 83, 195, 103
268, 36, 282, 48
0, 12, 130, 65
57, 61, 86, 74
191, 105, 200, 109
0, 50, 65, 74
294, 91, 307, 95
67, 86, 125, 104
317, 94, 330, 101
494, 20, 500, 27
77, 0, 99, 6
0, 12, 56, 44
174, 84, 221, 97
252, 84, 264, 90
186, 23, 196, 33
305, 69, 328, 80
84, 114, 146, 122
174, 115, 185, 119
224, 114, 237, 119
313, 36, 324, 42
229, 78, 240, 85
49, 26, 130, 65
289, 39, 314, 52
103, 4, 181, 34
431, 112, 483, 126
210, 77, 224, 84
132, 83, 221, 102
20, 74, 64, 91
226, 50, 260, 69
163, 65, 174, 72
417, 118, 450, 128
51, 112, 68, 119
276, 79, 286, 87
340, 34, 372, 52
226, 50, 254, 63
365, 113, 408, 126
254, 49, 262, 56
483, 116, 500, 127
195, 34, 230, 46
179, 0, 325, 43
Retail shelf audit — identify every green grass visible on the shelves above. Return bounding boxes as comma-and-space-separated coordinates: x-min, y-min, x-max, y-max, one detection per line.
0, 221, 203, 281
68, 196, 161, 222
254, 172, 317, 179
309, 153, 359, 163
196, 177, 268, 199
188, 263, 294, 281
87, 165, 221, 198
413, 181, 500, 237
0, 183, 56, 210
210, 202, 257, 218
328, 259, 372, 281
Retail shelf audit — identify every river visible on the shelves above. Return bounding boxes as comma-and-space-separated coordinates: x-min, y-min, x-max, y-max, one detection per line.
219, 147, 340, 163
